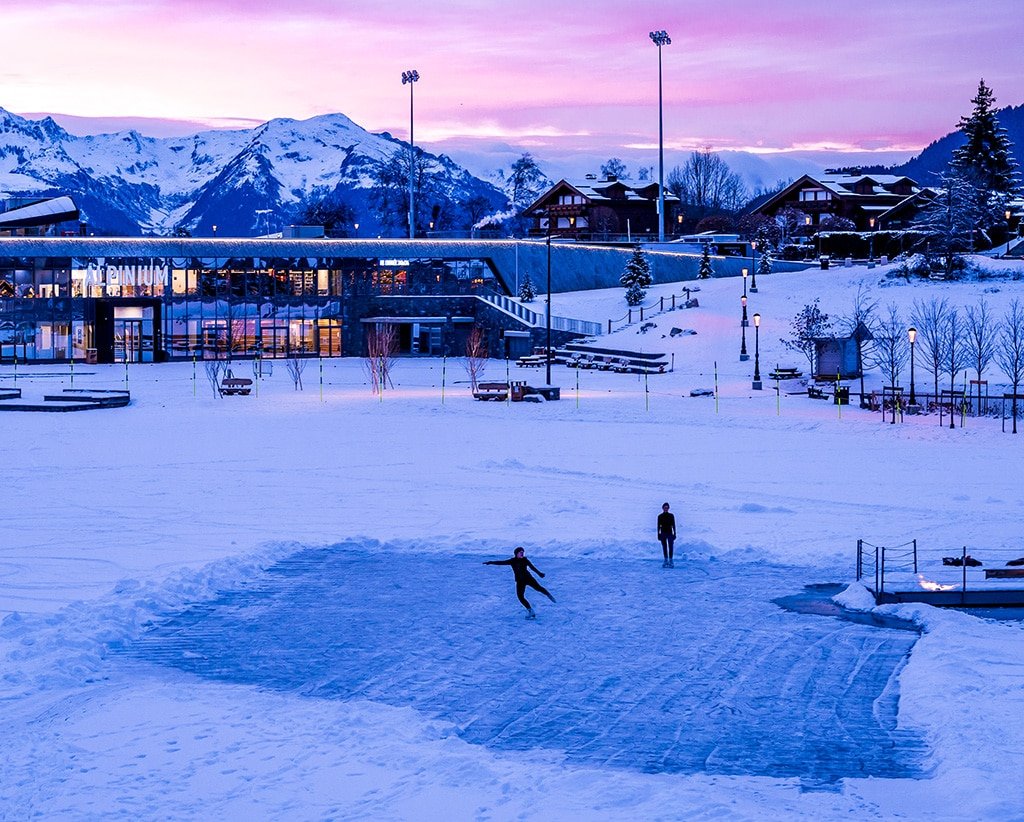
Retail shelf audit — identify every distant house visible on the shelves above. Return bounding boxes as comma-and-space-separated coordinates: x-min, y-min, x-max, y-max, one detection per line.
752, 173, 932, 231
522, 176, 680, 240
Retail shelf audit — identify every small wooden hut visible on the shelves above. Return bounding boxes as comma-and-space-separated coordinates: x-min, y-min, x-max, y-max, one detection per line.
813, 321, 873, 379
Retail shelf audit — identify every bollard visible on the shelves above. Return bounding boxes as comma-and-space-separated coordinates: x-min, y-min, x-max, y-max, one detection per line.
441, 354, 446, 405
319, 357, 324, 403
714, 361, 719, 414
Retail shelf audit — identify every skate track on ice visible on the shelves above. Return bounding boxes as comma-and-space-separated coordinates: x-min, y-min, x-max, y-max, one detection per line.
124, 544, 925, 785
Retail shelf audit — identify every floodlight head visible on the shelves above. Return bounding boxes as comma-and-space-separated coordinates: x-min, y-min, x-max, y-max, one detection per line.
649, 30, 671, 46
402, 70, 420, 84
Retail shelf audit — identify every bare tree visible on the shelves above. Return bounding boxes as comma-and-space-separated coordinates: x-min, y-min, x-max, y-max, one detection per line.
364, 323, 398, 394
667, 147, 746, 218
863, 304, 909, 389
943, 308, 969, 412
911, 297, 951, 403
844, 284, 879, 397
964, 299, 1000, 412
204, 359, 223, 398
285, 353, 307, 391
464, 327, 488, 391
995, 300, 1024, 433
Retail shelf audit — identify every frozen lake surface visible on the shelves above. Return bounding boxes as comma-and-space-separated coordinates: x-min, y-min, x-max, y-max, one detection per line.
124, 546, 925, 785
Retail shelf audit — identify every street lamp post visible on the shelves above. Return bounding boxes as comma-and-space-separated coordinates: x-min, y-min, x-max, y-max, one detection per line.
752, 313, 762, 389
401, 69, 420, 240
869, 217, 876, 261
649, 30, 671, 243
739, 296, 749, 361
546, 233, 553, 386
1007, 209, 1014, 256
741, 268, 749, 326
908, 326, 917, 406
212, 224, 217, 238
750, 241, 758, 292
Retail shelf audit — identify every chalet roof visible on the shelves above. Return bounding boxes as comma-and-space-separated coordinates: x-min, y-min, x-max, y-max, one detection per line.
754, 172, 923, 216
522, 177, 678, 215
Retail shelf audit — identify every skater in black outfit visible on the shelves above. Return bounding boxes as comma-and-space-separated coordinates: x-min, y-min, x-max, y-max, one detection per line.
657, 502, 676, 568
484, 546, 555, 618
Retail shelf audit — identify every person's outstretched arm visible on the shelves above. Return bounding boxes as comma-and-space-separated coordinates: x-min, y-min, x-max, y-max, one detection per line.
484, 558, 513, 565
527, 560, 545, 577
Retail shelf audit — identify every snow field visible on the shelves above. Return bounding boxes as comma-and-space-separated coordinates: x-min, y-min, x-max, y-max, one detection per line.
2, 257, 1024, 819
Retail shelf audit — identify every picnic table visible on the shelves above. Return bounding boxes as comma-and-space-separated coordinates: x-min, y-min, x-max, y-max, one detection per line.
219, 369, 253, 396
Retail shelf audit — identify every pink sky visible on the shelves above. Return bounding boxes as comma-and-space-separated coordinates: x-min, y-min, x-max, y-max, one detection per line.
4, 0, 1022, 155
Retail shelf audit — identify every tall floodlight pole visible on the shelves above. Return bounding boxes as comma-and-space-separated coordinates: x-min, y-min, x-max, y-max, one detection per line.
401, 69, 420, 239
649, 30, 671, 243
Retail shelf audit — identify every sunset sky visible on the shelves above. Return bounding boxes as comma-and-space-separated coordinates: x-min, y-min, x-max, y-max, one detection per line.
6, 0, 1022, 159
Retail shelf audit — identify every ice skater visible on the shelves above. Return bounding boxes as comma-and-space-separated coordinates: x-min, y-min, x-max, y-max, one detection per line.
657, 502, 676, 568
484, 546, 555, 619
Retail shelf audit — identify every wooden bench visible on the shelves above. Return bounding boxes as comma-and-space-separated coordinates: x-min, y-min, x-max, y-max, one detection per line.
984, 568, 1024, 579
219, 370, 253, 396
807, 386, 829, 400
473, 381, 512, 401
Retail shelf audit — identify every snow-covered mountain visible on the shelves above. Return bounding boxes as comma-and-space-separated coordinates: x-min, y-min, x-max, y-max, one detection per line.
0, 108, 506, 236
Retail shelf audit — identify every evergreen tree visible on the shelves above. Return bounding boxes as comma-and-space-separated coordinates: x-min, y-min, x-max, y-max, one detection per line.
781, 299, 832, 373
952, 79, 1018, 195
698, 243, 714, 279
758, 244, 773, 278
518, 274, 537, 302
620, 248, 652, 306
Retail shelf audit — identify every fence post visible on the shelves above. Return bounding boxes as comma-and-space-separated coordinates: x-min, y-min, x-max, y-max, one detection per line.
880, 545, 885, 593
857, 539, 862, 580
913, 539, 917, 574
672, 294, 676, 310
628, 309, 633, 324
607, 319, 612, 335
660, 296, 664, 311
962, 545, 967, 600
640, 306, 645, 322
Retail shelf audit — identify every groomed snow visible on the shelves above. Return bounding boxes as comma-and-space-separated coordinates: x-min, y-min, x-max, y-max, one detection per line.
2, 257, 1024, 820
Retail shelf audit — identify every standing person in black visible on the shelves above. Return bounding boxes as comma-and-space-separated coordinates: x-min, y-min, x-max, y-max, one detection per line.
658, 502, 676, 568
484, 546, 555, 619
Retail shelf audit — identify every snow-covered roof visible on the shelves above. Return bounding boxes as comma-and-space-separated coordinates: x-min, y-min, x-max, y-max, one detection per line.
0, 195, 79, 227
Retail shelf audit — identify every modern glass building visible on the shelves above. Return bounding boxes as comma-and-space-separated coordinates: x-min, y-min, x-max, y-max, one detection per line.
0, 238, 514, 363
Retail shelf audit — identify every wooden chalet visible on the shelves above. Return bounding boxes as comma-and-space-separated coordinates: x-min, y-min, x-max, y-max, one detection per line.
753, 173, 929, 231
522, 176, 680, 240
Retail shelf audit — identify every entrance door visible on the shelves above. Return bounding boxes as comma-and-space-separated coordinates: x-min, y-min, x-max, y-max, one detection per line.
263, 324, 289, 357
114, 319, 143, 363
316, 320, 342, 357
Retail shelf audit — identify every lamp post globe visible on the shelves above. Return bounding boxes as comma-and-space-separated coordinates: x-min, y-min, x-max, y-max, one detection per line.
750, 243, 758, 292
649, 30, 671, 243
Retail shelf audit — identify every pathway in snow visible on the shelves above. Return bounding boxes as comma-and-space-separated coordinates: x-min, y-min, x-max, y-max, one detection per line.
123, 545, 925, 785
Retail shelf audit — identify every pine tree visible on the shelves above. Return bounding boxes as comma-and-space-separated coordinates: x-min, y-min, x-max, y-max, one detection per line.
698, 244, 714, 279
952, 79, 1018, 195
518, 274, 537, 302
758, 245, 773, 278
620, 248, 653, 305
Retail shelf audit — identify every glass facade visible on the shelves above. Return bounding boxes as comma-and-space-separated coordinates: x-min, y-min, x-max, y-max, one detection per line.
0, 254, 498, 363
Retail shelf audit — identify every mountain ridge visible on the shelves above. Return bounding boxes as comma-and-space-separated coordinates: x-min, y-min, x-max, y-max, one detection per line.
0, 108, 506, 236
